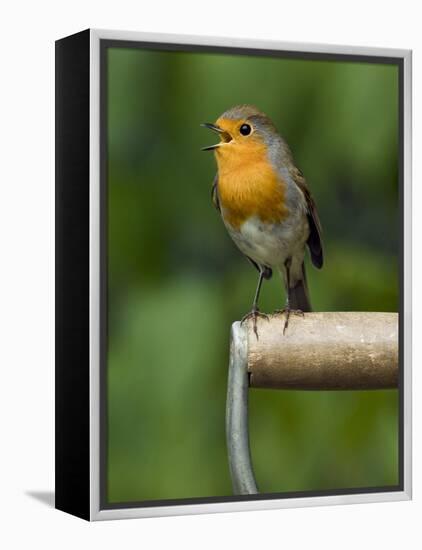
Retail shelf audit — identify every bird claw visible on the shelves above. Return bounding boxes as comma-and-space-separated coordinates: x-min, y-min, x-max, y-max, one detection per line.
274, 308, 304, 334
240, 307, 269, 339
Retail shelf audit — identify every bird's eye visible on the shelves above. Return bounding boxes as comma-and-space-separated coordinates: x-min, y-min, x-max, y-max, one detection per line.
239, 123, 252, 136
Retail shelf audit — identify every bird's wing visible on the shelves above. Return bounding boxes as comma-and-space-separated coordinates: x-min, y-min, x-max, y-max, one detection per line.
291, 167, 324, 269
211, 173, 221, 213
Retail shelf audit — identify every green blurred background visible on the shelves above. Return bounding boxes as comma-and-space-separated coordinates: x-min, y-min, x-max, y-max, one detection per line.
106, 46, 399, 503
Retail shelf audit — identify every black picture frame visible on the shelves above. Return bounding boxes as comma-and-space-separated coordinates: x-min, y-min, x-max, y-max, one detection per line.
55, 29, 412, 521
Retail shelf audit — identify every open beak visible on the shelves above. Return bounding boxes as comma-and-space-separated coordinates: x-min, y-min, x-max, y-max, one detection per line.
200, 123, 230, 151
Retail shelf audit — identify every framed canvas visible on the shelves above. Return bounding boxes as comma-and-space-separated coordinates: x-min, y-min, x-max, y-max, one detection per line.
55, 28, 412, 521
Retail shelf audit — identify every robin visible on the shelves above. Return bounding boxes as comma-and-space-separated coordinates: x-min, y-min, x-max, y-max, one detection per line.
201, 104, 323, 337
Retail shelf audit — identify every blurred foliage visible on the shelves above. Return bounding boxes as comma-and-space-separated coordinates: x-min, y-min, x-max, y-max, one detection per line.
106, 46, 399, 503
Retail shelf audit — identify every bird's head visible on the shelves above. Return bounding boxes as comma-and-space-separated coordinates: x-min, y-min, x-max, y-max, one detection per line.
201, 105, 279, 171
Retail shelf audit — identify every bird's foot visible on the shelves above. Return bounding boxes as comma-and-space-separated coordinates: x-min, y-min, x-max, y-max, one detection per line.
274, 307, 304, 334
240, 307, 269, 340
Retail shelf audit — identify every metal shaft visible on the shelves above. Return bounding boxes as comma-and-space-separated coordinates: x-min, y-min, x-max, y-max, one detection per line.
226, 322, 258, 495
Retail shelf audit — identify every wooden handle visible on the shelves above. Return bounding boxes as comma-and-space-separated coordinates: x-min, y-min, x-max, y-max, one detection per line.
246, 312, 398, 390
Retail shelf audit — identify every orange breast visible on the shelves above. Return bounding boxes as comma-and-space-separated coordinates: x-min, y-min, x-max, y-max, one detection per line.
216, 142, 288, 229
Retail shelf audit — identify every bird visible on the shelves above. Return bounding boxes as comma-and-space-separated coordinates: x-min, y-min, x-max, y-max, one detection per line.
201, 104, 323, 338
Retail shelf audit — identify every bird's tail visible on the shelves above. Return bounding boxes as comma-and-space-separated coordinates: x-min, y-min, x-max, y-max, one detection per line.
288, 263, 312, 312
